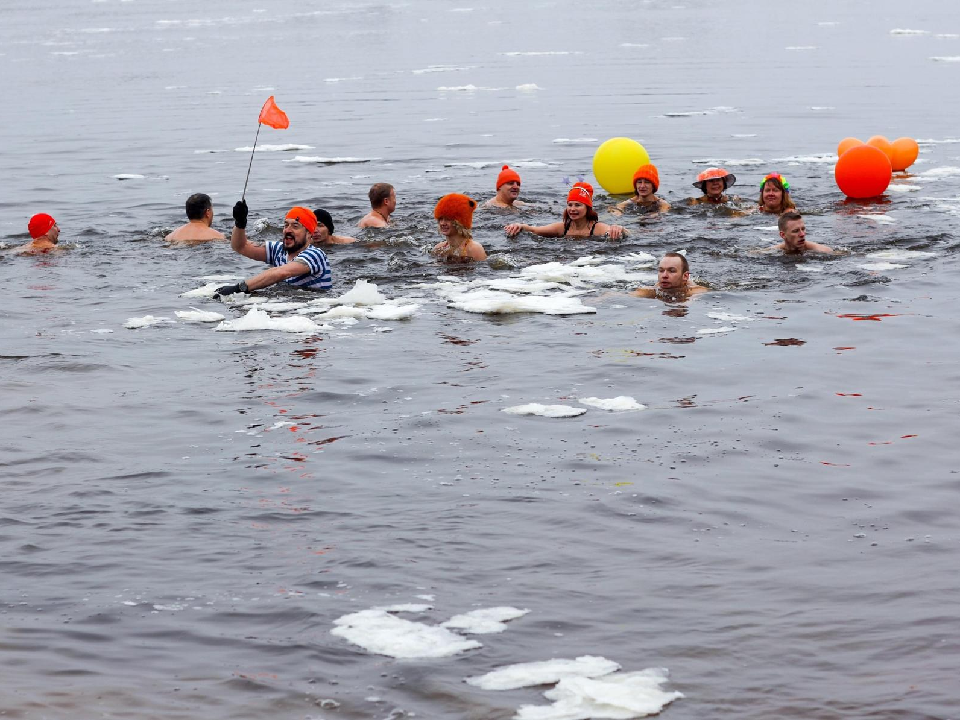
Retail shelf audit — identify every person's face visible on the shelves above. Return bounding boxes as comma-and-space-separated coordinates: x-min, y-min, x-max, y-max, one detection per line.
704, 178, 725, 198
386, 189, 397, 212
437, 218, 454, 238
311, 224, 330, 244
283, 218, 309, 252
780, 218, 806, 252
566, 201, 587, 219
48, 223, 60, 243
635, 178, 654, 198
762, 181, 783, 209
499, 181, 521, 201
657, 257, 689, 290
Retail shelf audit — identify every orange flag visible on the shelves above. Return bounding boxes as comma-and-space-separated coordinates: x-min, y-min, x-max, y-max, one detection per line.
258, 96, 289, 129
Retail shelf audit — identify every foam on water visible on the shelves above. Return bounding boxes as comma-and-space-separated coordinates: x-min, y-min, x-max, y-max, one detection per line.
441, 607, 530, 634
215, 307, 324, 333
234, 144, 314, 152
175, 309, 225, 323
578, 397, 646, 411
861, 262, 908, 271
515, 669, 684, 720
502, 404, 587, 418
467, 656, 622, 691
331, 608, 481, 659
124, 315, 174, 329
866, 249, 937, 261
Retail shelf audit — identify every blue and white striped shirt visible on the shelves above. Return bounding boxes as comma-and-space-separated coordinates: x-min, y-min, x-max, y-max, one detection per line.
265, 241, 331, 291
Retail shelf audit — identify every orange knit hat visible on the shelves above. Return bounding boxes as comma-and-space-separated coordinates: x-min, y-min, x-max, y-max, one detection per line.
28, 213, 56, 239
434, 193, 477, 229
567, 182, 594, 207
496, 165, 521, 189
632, 164, 660, 193
286, 207, 318, 234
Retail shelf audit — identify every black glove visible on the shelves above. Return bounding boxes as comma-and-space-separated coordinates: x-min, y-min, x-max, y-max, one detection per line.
214, 280, 249, 298
233, 200, 249, 229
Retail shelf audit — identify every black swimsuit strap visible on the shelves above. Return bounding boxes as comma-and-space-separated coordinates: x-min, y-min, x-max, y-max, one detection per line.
562, 219, 571, 237
589, 221, 597, 237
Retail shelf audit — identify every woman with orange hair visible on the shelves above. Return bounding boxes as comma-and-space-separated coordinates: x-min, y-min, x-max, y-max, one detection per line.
432, 193, 487, 262
614, 164, 670, 215
505, 182, 625, 239
756, 173, 796, 214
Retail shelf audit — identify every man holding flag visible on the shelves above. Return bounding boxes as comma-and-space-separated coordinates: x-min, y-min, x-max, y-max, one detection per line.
214, 203, 332, 296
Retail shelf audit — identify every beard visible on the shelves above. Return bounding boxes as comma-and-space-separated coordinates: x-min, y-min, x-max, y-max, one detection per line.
283, 232, 307, 253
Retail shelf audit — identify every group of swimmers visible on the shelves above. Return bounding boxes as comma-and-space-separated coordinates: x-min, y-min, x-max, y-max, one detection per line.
16, 161, 833, 303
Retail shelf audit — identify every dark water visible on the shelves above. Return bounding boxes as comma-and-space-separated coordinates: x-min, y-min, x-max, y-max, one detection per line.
3, 1, 960, 718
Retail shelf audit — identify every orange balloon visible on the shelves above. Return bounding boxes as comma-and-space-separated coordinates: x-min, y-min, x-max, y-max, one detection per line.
890, 137, 919, 171
837, 137, 864, 157
866, 135, 895, 164
835, 145, 892, 199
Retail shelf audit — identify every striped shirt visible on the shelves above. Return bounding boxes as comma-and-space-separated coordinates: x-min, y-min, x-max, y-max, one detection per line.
265, 241, 331, 291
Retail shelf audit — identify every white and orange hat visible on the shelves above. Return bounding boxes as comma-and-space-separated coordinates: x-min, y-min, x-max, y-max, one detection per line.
693, 167, 736, 190
567, 182, 594, 207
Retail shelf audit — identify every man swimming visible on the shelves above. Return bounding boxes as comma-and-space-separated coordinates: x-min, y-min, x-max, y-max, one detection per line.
771, 211, 833, 254
165, 193, 225, 243
214, 201, 331, 297
632, 253, 707, 301
358, 183, 396, 228
311, 208, 356, 245
483, 165, 524, 210
18, 213, 62, 255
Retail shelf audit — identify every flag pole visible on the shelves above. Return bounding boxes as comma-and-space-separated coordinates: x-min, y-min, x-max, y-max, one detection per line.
241, 121, 262, 201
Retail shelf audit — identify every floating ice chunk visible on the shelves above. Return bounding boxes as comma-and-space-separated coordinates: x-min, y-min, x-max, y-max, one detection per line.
254, 301, 306, 312
930, 55, 960, 62
516, 669, 683, 720
860, 262, 908, 271
502, 404, 587, 418
317, 306, 369, 319
445, 289, 596, 315
114, 174, 145, 180
215, 307, 322, 333
920, 166, 960, 177
234, 144, 314, 152
484, 278, 564, 294
890, 28, 929, 35
467, 656, 622, 691
517, 83, 542, 91
857, 214, 896, 225
124, 315, 174, 329
886, 183, 920, 192
866, 249, 936, 261
331, 608, 481, 659
570, 255, 605, 266
412, 64, 474, 74
337, 279, 387, 306
90, 328, 114, 334
286, 156, 377, 164
367, 303, 418, 320
552, 138, 599, 145
707, 311, 752, 322
519, 262, 640, 285
578, 397, 646, 412
196, 274, 244, 282
697, 326, 735, 335
181, 282, 227, 298
442, 607, 529, 634
795, 265, 824, 273
621, 252, 657, 265
175, 308, 225, 322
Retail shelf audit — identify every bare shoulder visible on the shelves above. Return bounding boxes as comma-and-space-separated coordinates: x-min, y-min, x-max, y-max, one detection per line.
358, 213, 385, 229
689, 285, 708, 296
631, 287, 656, 298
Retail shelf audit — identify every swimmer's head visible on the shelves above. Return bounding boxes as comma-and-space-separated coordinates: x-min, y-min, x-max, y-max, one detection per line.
369, 183, 395, 211
28, 213, 57, 240
185, 193, 213, 222
632, 164, 660, 195
434, 193, 477, 236
759, 174, 794, 213
496, 165, 521, 190
694, 168, 736, 196
311, 208, 335, 241
778, 211, 806, 252
658, 252, 690, 290
567, 182, 594, 208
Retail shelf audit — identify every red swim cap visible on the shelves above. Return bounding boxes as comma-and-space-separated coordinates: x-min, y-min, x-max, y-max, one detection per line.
434, 193, 477, 229
496, 165, 521, 189
28, 213, 56, 239
286, 207, 318, 234
567, 182, 594, 207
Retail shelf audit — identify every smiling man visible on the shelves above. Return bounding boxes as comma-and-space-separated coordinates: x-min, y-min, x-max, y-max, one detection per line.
773, 211, 832, 255
632, 252, 707, 301
215, 201, 332, 297
483, 165, 524, 210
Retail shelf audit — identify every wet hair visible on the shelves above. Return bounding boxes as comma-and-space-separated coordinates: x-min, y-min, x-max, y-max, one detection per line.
662, 252, 689, 274
369, 183, 394, 208
778, 211, 803, 233
759, 177, 796, 214
185, 193, 212, 220
562, 205, 600, 224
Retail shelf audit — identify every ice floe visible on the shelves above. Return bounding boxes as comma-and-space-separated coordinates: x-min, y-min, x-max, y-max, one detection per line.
930, 56, 960, 62
860, 262, 908, 271
858, 214, 896, 225
114, 174, 145, 180
441, 607, 530, 634
215, 307, 323, 333
286, 156, 377, 164
124, 315, 174, 329
890, 28, 929, 35
234, 144, 313, 152
578, 397, 646, 411
332, 608, 481, 659
697, 327, 735, 335
175, 308, 225, 322
443, 289, 596, 315
865, 249, 936, 261
502, 404, 587, 418
467, 656, 622, 691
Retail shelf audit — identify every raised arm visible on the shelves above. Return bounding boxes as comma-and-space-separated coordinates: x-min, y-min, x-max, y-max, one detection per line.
230, 200, 267, 262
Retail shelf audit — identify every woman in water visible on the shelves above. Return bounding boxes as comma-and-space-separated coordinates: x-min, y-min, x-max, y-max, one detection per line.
756, 173, 796, 214
432, 193, 487, 262
505, 182, 625, 239
689, 167, 739, 205
614, 164, 670, 215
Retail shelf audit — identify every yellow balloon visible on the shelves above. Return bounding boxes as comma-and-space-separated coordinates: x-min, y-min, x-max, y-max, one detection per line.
592, 137, 651, 195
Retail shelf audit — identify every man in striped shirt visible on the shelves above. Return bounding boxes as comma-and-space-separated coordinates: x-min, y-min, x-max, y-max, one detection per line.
215, 202, 332, 296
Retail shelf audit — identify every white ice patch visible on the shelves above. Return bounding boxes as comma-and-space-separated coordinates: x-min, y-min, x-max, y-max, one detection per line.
367, 304, 418, 320
441, 607, 530, 634
707, 311, 752, 323
920, 166, 960, 178
886, 183, 920, 192
691, 157, 764, 167
255, 301, 307, 312
519, 262, 645, 286
336, 279, 387, 306
467, 656, 622, 691
860, 262, 908, 271
795, 265, 825, 273
578, 397, 646, 411
286, 156, 377, 164
234, 144, 314, 152
516, 83, 542, 91
215, 307, 323, 333
502, 404, 587, 418
930, 56, 960, 62
865, 249, 936, 261
444, 289, 596, 316
181, 282, 229, 298
516, 669, 683, 720
697, 326, 735, 335
332, 608, 481, 659
890, 28, 929, 35
771, 153, 837, 164
858, 214, 896, 225
484, 279, 564, 294
412, 64, 474, 74
175, 309, 225, 323
124, 315, 174, 329
552, 138, 600, 145
114, 173, 145, 180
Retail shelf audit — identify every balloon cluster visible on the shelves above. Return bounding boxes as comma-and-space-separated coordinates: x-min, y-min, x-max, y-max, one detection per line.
835, 135, 919, 199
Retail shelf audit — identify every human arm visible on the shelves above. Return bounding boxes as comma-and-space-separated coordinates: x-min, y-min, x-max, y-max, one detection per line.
594, 222, 626, 240
630, 287, 656, 298
505, 222, 564, 238
467, 241, 487, 261
230, 201, 267, 262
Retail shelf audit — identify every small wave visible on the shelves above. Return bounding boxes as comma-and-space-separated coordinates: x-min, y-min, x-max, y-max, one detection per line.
501, 50, 582, 56
692, 157, 764, 166
552, 137, 599, 144
412, 65, 474, 74
234, 144, 314, 152
890, 28, 929, 35
286, 156, 377, 164
920, 166, 960, 178
516, 83, 541, 91
930, 56, 960, 62
785, 46, 818, 50
619, 43, 649, 47
114, 174, 145, 180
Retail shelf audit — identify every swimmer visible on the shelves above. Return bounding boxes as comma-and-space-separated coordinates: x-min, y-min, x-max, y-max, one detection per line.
311, 208, 356, 245
165, 193, 225, 243
614, 164, 670, 215
770, 211, 833, 255
632, 253, 707, 301
215, 202, 332, 296
432, 193, 487, 262
18, 213, 62, 255
483, 165, 525, 210
358, 183, 396, 228
689, 167, 739, 205
757, 173, 796, 214
505, 182, 625, 240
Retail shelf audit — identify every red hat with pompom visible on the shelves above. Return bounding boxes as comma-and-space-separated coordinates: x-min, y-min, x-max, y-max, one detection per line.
496, 165, 521, 189
434, 193, 477, 229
